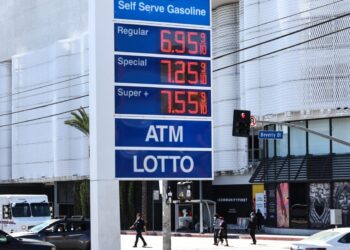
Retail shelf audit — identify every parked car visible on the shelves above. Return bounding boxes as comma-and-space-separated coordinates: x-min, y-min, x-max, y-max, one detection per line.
290, 227, 350, 250
12, 216, 90, 250
0, 229, 56, 249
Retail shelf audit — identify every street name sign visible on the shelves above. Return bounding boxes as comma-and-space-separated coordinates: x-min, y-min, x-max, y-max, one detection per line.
258, 130, 283, 139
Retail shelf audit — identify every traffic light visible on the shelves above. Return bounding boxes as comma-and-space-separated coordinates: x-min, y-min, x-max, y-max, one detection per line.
232, 109, 251, 137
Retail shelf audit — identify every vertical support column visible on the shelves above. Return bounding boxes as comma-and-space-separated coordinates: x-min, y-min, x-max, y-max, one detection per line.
162, 180, 171, 250
89, 0, 120, 249
199, 181, 203, 233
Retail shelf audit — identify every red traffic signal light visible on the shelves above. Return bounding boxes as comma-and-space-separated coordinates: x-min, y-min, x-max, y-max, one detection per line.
232, 110, 251, 137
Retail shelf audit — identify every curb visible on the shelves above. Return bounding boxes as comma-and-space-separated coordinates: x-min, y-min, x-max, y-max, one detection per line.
121, 230, 305, 241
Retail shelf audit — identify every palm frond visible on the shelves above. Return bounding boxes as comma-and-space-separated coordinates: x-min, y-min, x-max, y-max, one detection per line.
64, 107, 89, 136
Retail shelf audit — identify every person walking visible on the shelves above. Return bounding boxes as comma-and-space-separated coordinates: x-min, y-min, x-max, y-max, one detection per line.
130, 213, 147, 248
213, 213, 221, 245
247, 211, 257, 245
256, 209, 264, 231
218, 216, 229, 247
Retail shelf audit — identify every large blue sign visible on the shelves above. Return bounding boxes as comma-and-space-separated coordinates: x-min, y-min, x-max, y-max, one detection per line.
115, 55, 211, 86
258, 130, 283, 140
115, 23, 211, 57
116, 150, 212, 179
116, 118, 211, 148
114, 0, 210, 26
115, 86, 211, 117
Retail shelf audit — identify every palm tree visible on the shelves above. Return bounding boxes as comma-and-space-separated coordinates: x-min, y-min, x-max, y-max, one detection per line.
64, 107, 89, 136
64, 108, 148, 225
64, 107, 90, 217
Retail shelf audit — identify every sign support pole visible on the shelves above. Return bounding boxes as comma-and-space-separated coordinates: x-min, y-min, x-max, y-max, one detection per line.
162, 180, 171, 250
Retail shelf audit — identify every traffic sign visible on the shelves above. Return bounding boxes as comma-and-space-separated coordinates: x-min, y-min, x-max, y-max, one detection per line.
258, 131, 283, 139
250, 115, 257, 127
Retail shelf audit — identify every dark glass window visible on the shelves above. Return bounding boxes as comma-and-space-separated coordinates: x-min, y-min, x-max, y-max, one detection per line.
339, 233, 350, 243
31, 203, 50, 217
11, 203, 31, 217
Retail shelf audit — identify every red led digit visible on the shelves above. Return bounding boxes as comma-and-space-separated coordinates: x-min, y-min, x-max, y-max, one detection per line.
160, 30, 172, 53
161, 90, 172, 113
174, 61, 186, 84
160, 60, 172, 83
187, 62, 199, 84
174, 90, 186, 114
174, 31, 185, 54
188, 91, 199, 114
187, 32, 199, 55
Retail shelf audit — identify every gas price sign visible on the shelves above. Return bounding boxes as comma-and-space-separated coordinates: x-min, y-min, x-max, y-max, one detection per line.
115, 55, 210, 86
114, 0, 212, 179
115, 86, 211, 117
115, 23, 211, 57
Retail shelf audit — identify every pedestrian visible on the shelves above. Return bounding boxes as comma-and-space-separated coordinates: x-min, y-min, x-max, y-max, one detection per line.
213, 213, 221, 245
218, 216, 229, 246
130, 213, 147, 248
256, 209, 264, 231
247, 211, 257, 245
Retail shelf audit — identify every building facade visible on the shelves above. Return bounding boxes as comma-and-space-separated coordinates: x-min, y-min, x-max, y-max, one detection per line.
1, 0, 350, 228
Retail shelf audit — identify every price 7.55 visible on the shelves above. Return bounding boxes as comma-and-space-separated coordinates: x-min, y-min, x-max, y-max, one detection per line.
160, 90, 209, 115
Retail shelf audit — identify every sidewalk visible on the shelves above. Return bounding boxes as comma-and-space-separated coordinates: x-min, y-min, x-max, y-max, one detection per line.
121, 230, 306, 242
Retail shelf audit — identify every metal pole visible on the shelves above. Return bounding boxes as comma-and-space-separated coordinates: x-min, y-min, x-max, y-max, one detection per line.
152, 192, 154, 231
199, 181, 203, 233
162, 180, 171, 250
251, 127, 255, 163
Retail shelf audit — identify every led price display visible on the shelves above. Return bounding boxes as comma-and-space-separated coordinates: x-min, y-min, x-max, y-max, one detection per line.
160, 29, 208, 56
115, 86, 211, 117
115, 24, 210, 57
160, 59, 208, 85
160, 90, 208, 115
115, 55, 211, 86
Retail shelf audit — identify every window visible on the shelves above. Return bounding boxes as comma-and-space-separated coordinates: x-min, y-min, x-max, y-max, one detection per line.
31, 203, 50, 217
308, 119, 330, 155
267, 125, 275, 158
339, 233, 350, 243
276, 125, 288, 157
332, 118, 350, 154
11, 203, 31, 217
290, 121, 306, 156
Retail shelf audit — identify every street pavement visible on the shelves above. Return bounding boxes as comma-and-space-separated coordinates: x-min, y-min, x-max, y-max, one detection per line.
121, 234, 295, 250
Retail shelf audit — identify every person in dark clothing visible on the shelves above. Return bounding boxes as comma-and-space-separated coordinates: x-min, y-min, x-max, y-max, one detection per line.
218, 216, 229, 246
213, 214, 221, 245
247, 212, 257, 245
256, 209, 264, 231
130, 213, 147, 248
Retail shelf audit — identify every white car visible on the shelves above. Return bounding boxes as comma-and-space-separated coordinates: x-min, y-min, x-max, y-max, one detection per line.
290, 228, 350, 250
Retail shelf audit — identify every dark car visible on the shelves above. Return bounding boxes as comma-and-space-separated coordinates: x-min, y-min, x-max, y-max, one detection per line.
12, 217, 90, 250
0, 229, 56, 250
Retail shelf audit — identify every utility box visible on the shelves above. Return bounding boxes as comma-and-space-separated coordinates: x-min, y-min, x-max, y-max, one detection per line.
330, 209, 342, 225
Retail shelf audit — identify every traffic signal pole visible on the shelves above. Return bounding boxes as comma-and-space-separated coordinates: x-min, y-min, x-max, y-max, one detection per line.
257, 120, 350, 147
